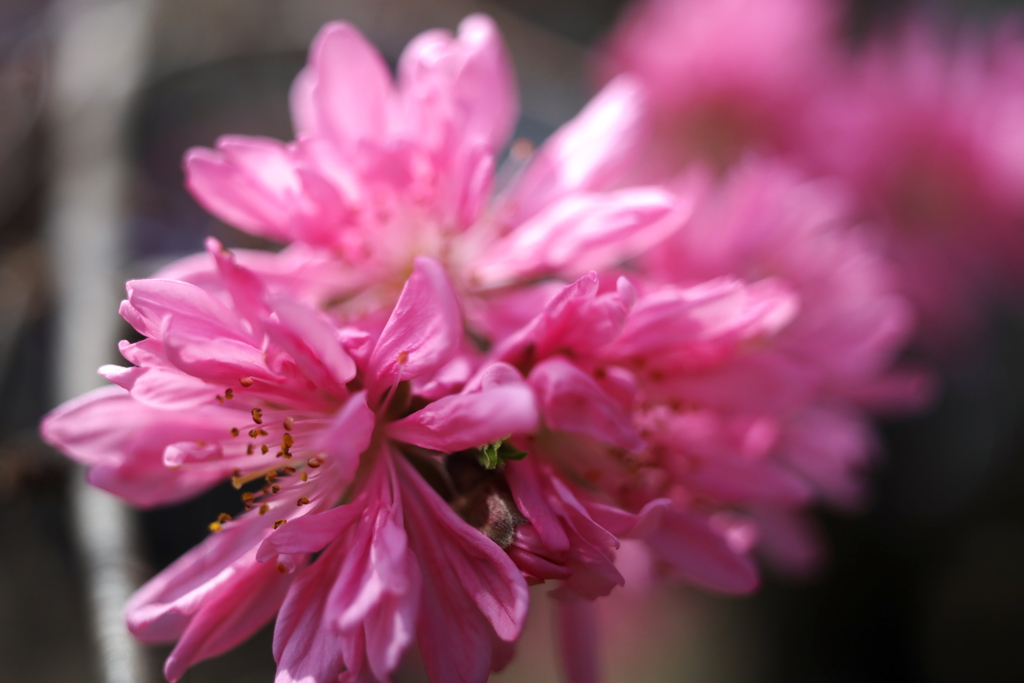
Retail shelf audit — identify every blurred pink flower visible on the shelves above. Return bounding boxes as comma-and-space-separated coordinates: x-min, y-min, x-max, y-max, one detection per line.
637, 159, 930, 571
597, 0, 841, 172
799, 18, 1024, 345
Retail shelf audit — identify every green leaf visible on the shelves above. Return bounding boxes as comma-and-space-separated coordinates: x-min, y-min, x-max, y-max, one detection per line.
476, 437, 528, 470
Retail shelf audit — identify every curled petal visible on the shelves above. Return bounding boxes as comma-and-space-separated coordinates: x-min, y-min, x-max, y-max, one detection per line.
387, 383, 538, 452
529, 357, 643, 452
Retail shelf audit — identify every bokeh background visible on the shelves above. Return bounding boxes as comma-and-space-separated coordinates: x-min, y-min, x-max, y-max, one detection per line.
4, 0, 1024, 681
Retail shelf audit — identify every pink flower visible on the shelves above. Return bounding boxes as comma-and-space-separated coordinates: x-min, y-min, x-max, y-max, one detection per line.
597, 0, 841, 172
635, 159, 930, 569
487, 270, 801, 595
183, 15, 680, 324
43, 240, 537, 681
40, 10, 939, 682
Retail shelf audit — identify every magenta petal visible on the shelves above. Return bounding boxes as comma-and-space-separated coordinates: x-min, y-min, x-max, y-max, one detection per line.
368, 257, 462, 403
314, 392, 375, 482
557, 598, 601, 683
164, 555, 299, 682
256, 504, 363, 562
529, 357, 644, 452
386, 383, 537, 453
505, 460, 570, 552
322, 458, 420, 679
127, 519, 272, 643
631, 500, 759, 594
399, 458, 528, 683
273, 548, 348, 683
40, 386, 234, 506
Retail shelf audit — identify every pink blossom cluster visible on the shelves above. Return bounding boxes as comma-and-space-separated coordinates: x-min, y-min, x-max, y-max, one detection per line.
600, 0, 1024, 349
43, 10, 927, 683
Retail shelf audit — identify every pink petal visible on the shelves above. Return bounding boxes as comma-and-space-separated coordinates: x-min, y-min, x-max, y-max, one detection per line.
99, 364, 213, 410
631, 500, 759, 594
504, 77, 651, 223
273, 548, 349, 683
478, 188, 675, 284
184, 138, 296, 241
368, 257, 462, 404
206, 237, 272, 332
307, 22, 395, 146
505, 460, 570, 552
161, 316, 274, 386
398, 13, 517, 151
323, 459, 420, 679
265, 294, 357, 394
386, 383, 537, 453
164, 556, 299, 682
256, 503, 363, 562
399, 458, 528, 683
314, 392, 375, 482
127, 518, 273, 643
120, 278, 249, 343
529, 357, 643, 452
40, 386, 235, 507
